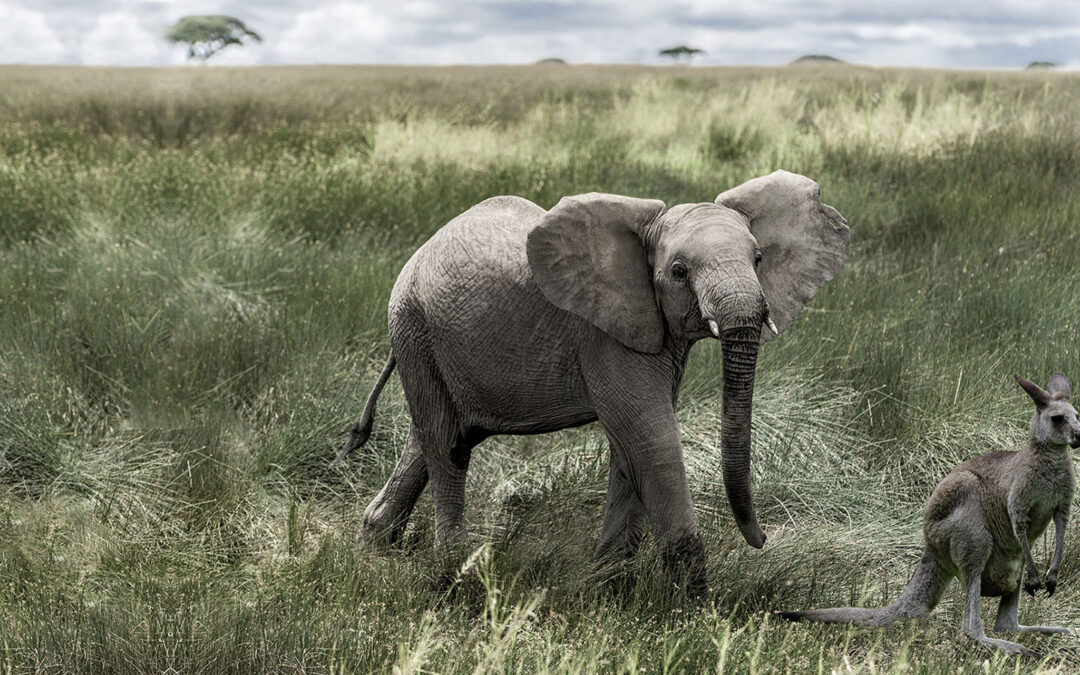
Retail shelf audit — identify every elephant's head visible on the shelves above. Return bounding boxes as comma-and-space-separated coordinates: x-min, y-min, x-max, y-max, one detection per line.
526, 170, 850, 548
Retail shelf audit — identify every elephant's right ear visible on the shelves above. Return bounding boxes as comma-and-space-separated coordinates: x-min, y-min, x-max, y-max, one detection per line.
716, 171, 849, 343
527, 193, 666, 353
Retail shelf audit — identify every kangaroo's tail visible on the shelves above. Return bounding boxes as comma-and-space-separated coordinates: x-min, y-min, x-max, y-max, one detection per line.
331, 355, 396, 466
779, 549, 951, 627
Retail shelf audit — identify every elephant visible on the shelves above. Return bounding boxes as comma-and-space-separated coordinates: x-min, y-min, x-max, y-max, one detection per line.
335, 170, 850, 592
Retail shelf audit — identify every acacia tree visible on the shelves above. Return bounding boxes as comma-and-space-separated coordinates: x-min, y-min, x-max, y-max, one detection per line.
165, 15, 262, 61
659, 45, 704, 63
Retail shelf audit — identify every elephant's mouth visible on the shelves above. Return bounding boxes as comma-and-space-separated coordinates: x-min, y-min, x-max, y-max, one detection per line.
701, 290, 776, 341
705, 313, 775, 340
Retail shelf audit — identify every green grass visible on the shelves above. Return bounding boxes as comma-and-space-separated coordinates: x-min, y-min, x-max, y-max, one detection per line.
1, 63, 1079, 672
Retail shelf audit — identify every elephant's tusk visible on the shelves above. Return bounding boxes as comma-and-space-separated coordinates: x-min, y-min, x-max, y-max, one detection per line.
708, 319, 721, 338
765, 316, 779, 335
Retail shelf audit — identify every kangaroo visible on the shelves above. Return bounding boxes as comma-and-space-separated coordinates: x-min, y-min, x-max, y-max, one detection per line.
781, 373, 1078, 659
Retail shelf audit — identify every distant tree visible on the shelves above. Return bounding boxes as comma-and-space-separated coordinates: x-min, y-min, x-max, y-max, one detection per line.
659, 46, 704, 63
1026, 61, 1059, 69
536, 57, 567, 65
165, 15, 262, 61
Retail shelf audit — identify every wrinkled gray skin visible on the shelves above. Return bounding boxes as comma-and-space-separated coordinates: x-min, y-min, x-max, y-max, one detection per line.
339, 170, 850, 592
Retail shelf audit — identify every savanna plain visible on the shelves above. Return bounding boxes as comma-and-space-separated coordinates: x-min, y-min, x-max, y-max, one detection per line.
0, 64, 1078, 673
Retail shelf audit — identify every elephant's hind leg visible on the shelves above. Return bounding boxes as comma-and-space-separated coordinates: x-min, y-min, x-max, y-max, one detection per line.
593, 457, 648, 594
425, 431, 478, 545
360, 425, 428, 548
395, 351, 479, 546
594, 455, 647, 562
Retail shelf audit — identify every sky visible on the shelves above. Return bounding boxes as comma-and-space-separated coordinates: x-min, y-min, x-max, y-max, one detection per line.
0, 1, 1077, 68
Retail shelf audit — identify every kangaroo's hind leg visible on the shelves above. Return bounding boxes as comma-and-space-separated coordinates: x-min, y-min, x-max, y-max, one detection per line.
994, 585, 1072, 635
953, 532, 1041, 658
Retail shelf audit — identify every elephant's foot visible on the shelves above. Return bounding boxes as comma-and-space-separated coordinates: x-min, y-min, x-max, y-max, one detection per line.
661, 533, 708, 598
358, 499, 411, 552
593, 545, 642, 598
357, 523, 404, 552
427, 535, 480, 595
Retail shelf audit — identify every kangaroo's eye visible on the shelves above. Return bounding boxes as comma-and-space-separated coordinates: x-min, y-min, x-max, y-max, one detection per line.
754, 250, 763, 267
1051, 415, 1065, 425
670, 261, 689, 282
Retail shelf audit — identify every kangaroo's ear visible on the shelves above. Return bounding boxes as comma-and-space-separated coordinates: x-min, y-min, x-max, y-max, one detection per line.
1047, 373, 1071, 400
528, 193, 665, 353
717, 170, 849, 344
1015, 374, 1051, 408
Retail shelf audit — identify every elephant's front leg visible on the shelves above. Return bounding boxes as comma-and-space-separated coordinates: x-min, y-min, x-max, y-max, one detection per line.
636, 442, 707, 596
587, 369, 706, 595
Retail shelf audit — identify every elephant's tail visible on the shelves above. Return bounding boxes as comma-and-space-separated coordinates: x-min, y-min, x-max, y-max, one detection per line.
332, 355, 396, 466
779, 549, 951, 627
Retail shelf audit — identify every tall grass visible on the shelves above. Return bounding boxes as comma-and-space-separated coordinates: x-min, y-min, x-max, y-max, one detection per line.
1, 64, 1078, 672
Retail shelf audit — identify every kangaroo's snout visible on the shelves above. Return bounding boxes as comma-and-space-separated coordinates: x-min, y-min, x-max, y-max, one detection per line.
1065, 417, 1080, 449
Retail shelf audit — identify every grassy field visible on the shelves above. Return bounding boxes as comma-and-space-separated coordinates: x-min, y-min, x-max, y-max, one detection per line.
0, 63, 1078, 673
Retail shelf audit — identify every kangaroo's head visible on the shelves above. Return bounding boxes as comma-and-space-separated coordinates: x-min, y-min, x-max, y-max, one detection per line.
1015, 373, 1080, 449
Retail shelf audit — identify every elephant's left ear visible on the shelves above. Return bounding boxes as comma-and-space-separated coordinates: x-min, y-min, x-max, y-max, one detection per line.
716, 170, 850, 343
527, 193, 666, 353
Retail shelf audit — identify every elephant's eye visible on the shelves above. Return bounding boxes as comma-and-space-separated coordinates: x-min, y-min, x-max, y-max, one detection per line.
670, 261, 689, 282
753, 250, 763, 267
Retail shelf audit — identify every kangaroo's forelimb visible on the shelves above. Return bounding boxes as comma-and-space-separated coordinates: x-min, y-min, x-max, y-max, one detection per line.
1046, 509, 1068, 596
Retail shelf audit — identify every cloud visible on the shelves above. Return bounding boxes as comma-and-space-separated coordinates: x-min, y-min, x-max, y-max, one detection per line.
0, 4, 65, 63
4, 0, 1080, 67
80, 12, 167, 65
276, 2, 391, 63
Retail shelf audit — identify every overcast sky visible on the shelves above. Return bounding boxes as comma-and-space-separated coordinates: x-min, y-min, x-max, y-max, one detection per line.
1, 1, 1077, 68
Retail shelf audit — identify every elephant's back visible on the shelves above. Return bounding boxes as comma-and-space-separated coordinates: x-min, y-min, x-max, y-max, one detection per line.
390, 196, 543, 314
427, 195, 541, 279
388, 196, 594, 433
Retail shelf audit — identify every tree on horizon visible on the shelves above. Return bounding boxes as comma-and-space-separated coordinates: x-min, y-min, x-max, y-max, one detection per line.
659, 45, 704, 63
165, 15, 262, 62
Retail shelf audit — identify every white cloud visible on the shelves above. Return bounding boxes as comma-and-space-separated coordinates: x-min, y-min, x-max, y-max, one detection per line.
276, 2, 391, 63
0, 4, 65, 63
847, 20, 1080, 51
400, 1, 440, 19
80, 12, 166, 65
4, 0, 1080, 67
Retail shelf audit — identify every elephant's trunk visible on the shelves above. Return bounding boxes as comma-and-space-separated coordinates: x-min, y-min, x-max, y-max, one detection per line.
720, 326, 765, 548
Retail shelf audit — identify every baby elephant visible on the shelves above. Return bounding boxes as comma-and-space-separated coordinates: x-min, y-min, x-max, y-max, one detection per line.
782, 373, 1078, 659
